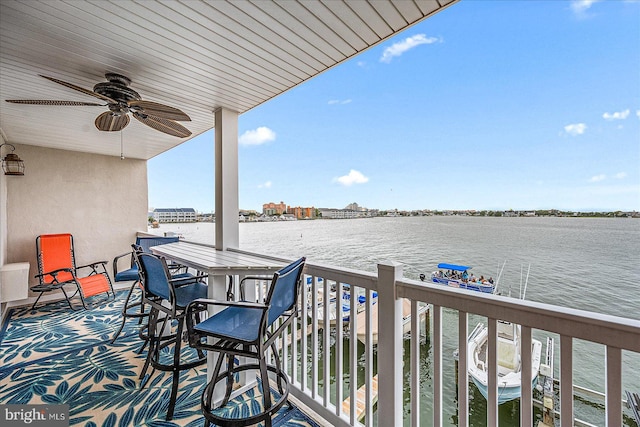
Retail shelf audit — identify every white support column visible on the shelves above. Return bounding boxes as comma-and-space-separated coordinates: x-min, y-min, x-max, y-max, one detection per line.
377, 261, 403, 427
214, 107, 239, 251
208, 108, 239, 394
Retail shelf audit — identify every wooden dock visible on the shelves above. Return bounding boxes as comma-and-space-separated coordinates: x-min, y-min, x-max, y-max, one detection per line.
342, 374, 378, 421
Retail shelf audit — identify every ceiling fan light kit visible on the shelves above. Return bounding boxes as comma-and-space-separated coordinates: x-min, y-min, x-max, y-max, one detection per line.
6, 73, 192, 138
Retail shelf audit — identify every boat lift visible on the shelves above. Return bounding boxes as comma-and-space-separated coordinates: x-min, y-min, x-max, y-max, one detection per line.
626, 391, 640, 425
537, 336, 555, 427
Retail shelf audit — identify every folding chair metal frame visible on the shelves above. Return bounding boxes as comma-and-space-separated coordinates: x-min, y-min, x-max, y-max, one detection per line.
32, 233, 115, 310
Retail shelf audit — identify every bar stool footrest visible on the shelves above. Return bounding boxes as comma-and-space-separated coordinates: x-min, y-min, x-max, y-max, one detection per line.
202, 363, 289, 427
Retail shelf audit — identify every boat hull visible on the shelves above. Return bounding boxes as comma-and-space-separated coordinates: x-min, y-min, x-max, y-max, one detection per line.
471, 375, 540, 405
432, 276, 495, 293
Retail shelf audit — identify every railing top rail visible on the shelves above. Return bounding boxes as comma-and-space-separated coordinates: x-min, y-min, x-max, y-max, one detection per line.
304, 263, 378, 289
398, 277, 640, 352
230, 247, 378, 289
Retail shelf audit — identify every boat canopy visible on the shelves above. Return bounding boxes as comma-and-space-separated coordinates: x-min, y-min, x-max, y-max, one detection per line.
437, 263, 472, 271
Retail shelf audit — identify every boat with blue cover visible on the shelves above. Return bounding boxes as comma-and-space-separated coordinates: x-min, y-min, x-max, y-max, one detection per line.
308, 280, 377, 327
420, 263, 496, 293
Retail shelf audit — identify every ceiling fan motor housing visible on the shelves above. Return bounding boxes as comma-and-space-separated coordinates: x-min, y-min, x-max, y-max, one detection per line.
93, 73, 141, 105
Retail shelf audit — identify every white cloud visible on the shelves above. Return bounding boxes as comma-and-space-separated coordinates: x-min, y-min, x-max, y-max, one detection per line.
258, 181, 272, 189
614, 172, 627, 179
380, 34, 441, 63
589, 174, 606, 183
239, 126, 276, 146
333, 170, 369, 186
636, 110, 640, 119
328, 99, 352, 105
564, 123, 587, 136
603, 109, 630, 120
571, 0, 600, 17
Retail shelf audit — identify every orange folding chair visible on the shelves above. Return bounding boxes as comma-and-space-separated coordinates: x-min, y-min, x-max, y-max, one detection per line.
32, 233, 115, 310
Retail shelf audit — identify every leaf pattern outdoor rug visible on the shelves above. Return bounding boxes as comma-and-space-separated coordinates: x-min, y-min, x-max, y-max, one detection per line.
0, 291, 319, 427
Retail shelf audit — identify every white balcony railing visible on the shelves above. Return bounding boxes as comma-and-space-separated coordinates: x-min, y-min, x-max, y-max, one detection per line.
228, 250, 640, 427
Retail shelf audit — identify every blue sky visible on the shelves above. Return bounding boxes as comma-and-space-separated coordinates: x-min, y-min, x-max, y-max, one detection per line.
149, 0, 640, 213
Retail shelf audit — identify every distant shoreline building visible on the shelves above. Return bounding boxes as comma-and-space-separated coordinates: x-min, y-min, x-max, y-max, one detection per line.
152, 208, 197, 223
318, 203, 373, 219
262, 201, 287, 216
288, 206, 316, 219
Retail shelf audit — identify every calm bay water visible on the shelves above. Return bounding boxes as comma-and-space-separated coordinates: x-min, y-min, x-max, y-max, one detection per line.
154, 216, 640, 426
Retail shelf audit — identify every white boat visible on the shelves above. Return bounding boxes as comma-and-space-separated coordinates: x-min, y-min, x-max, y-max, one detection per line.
356, 299, 428, 345
467, 320, 542, 404
420, 263, 496, 294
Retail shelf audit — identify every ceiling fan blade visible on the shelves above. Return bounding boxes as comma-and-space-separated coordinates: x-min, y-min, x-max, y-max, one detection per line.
6, 99, 105, 106
133, 112, 192, 138
95, 111, 130, 132
40, 75, 117, 103
128, 100, 191, 121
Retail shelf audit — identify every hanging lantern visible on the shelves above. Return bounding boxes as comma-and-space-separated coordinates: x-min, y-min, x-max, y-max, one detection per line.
1, 143, 25, 176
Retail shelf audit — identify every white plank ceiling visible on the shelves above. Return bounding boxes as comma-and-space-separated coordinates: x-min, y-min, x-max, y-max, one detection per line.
0, 0, 457, 159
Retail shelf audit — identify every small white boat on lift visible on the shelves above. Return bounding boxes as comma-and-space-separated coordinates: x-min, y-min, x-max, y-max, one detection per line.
467, 320, 542, 404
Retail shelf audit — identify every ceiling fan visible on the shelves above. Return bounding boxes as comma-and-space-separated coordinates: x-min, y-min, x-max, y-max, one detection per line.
6, 73, 192, 138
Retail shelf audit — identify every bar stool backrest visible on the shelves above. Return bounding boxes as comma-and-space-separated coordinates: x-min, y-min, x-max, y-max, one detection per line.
137, 252, 172, 302
265, 257, 306, 327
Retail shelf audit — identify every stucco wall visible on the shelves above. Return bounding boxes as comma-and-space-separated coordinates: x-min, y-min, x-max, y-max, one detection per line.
5, 144, 148, 292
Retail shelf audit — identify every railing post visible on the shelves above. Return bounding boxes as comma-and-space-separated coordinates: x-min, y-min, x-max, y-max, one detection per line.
605, 346, 622, 427
377, 261, 403, 427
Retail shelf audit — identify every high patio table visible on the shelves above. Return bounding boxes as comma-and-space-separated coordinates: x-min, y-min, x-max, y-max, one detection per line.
149, 241, 284, 281
149, 241, 286, 400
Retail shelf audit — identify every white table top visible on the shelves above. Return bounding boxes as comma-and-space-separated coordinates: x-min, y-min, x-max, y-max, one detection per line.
149, 241, 284, 275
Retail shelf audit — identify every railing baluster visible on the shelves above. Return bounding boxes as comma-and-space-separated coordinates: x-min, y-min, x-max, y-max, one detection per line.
458, 311, 469, 427
282, 315, 288, 381
290, 304, 296, 382
311, 276, 319, 399
365, 288, 373, 427
521, 325, 533, 427
335, 283, 344, 416
560, 335, 573, 426
300, 275, 308, 391
433, 304, 443, 427
487, 318, 498, 427
349, 284, 358, 424
605, 346, 622, 427
411, 299, 420, 427
323, 278, 331, 406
